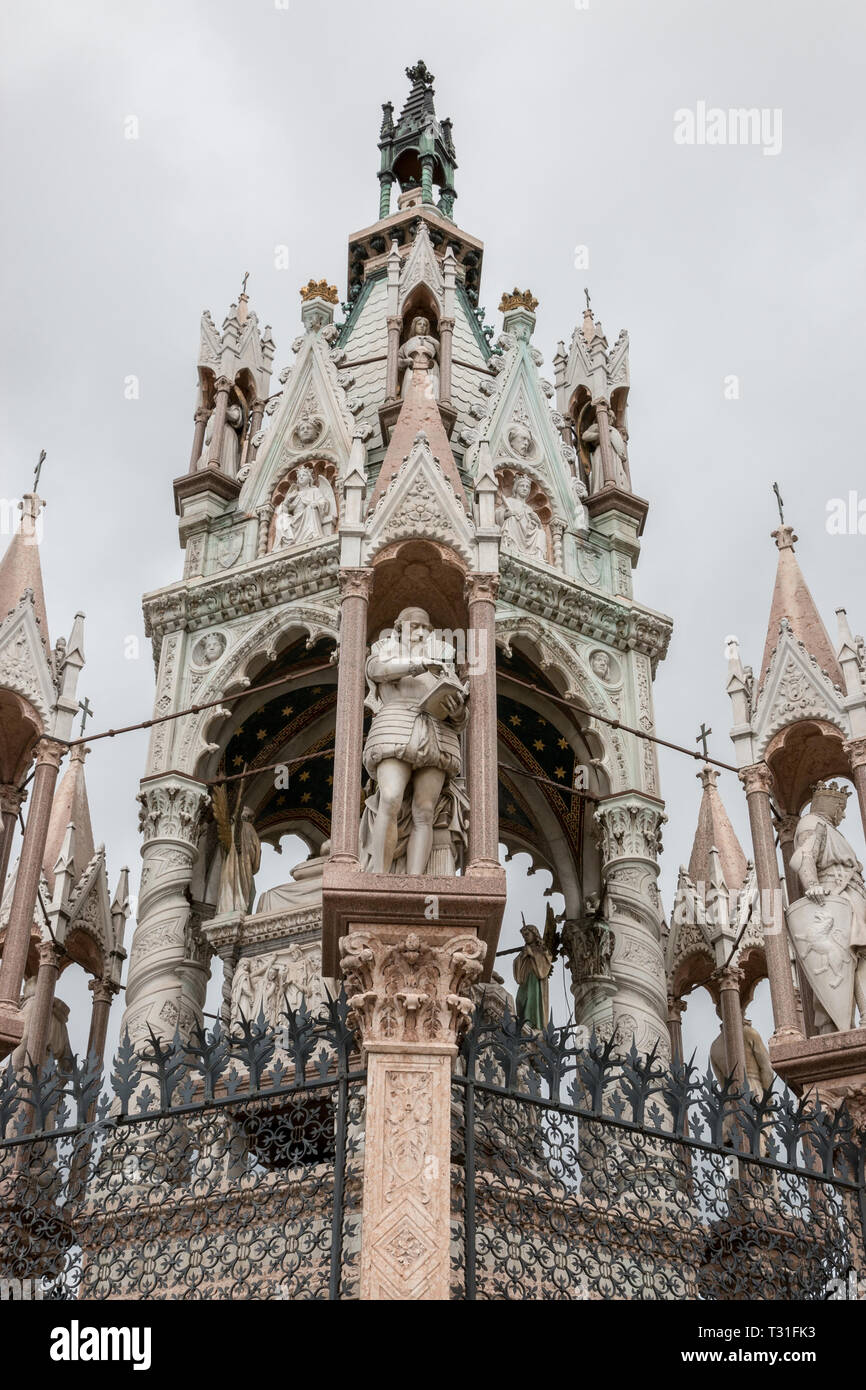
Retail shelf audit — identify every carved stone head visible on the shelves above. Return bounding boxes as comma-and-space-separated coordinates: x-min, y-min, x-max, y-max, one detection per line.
589, 650, 611, 681
294, 415, 322, 447
509, 424, 533, 458
296, 464, 315, 488
512, 474, 532, 499
410, 315, 431, 337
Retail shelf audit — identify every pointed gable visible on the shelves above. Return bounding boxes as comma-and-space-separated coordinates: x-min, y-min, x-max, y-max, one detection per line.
43, 744, 95, 891
0, 495, 50, 644
368, 362, 468, 515
760, 525, 842, 689
687, 766, 747, 892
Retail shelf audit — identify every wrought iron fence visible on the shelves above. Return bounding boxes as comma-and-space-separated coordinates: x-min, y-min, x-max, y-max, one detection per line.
0, 995, 365, 1300
450, 1010, 866, 1301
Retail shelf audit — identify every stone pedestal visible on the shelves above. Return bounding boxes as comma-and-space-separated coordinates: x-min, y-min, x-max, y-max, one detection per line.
339, 920, 487, 1300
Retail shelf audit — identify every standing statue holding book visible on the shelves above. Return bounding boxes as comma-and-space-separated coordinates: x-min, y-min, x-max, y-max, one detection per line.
360, 607, 469, 876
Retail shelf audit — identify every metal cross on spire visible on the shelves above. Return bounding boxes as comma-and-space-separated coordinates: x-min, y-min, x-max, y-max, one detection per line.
584, 287, 592, 312
78, 697, 93, 737
696, 722, 712, 760
33, 449, 46, 491
772, 480, 784, 525
240, 270, 250, 296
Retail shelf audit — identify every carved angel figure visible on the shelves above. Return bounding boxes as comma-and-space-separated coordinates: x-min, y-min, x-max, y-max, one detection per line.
213, 776, 261, 915
276, 465, 336, 548
496, 474, 548, 561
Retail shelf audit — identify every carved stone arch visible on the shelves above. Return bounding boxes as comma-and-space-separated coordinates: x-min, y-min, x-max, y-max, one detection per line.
762, 717, 850, 815
670, 947, 716, 1010
497, 754, 583, 917
0, 687, 44, 783
178, 608, 338, 780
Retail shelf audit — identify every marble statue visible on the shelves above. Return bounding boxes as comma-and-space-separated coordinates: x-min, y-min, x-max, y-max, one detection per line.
231, 955, 267, 1022
496, 475, 547, 561
788, 782, 866, 1033
197, 402, 244, 476
582, 413, 629, 492
570, 474, 589, 536
513, 920, 555, 1030
276, 465, 336, 547
213, 787, 261, 915
710, 1017, 775, 1094
590, 651, 611, 681
399, 315, 440, 398
255, 842, 329, 915
360, 607, 468, 876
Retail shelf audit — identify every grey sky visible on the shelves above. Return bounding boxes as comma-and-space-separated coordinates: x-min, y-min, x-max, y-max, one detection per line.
2, 0, 864, 1063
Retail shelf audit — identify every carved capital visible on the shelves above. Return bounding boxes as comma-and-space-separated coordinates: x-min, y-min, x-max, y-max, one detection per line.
339, 926, 486, 1048
772, 811, 801, 845
194, 406, 210, 424
35, 737, 65, 771
739, 762, 775, 798
716, 965, 744, 993
137, 779, 209, 846
0, 784, 25, 817
37, 939, 64, 970
844, 736, 866, 772
88, 977, 118, 1006
464, 572, 499, 607
339, 567, 375, 603
594, 799, 666, 864
213, 375, 233, 395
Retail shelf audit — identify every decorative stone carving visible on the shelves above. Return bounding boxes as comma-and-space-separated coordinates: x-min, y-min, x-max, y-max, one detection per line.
595, 801, 666, 864
275, 465, 337, 548
495, 474, 548, 562
191, 632, 227, 666
339, 927, 486, 1046
137, 781, 209, 846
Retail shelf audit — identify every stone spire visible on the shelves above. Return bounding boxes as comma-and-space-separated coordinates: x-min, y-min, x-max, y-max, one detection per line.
42, 743, 95, 891
759, 525, 843, 689
377, 60, 457, 219
0, 494, 49, 641
687, 765, 748, 893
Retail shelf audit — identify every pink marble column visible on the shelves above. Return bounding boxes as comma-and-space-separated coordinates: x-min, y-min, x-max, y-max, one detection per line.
464, 574, 500, 875
0, 738, 64, 1012
0, 784, 24, 894
330, 568, 374, 866
592, 399, 617, 488
739, 763, 801, 1039
21, 939, 63, 1068
246, 398, 266, 463
844, 737, 866, 844
385, 317, 402, 402
189, 406, 209, 470
667, 995, 684, 1065
438, 316, 455, 405
775, 811, 813, 1036
206, 375, 232, 470
717, 966, 747, 1083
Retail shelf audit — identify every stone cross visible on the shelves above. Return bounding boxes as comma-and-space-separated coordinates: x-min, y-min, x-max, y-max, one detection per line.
78, 697, 93, 736
696, 722, 712, 760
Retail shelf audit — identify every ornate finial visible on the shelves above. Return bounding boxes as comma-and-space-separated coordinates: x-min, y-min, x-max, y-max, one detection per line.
499, 288, 539, 313
696, 723, 713, 760
772, 480, 784, 525
405, 59, 435, 87
33, 449, 46, 491
299, 279, 339, 304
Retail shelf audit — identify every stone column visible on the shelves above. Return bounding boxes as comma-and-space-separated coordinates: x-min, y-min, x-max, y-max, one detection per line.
206, 375, 232, 471
464, 574, 500, 876
385, 316, 402, 402
592, 399, 617, 488
120, 776, 210, 1047
594, 795, 670, 1056
189, 406, 209, 471
256, 503, 275, 557
667, 995, 685, 1065
0, 738, 64, 1013
717, 966, 747, 1083
0, 784, 24, 894
340, 924, 486, 1300
438, 316, 455, 405
378, 172, 394, 220
21, 938, 65, 1070
420, 156, 434, 205
775, 810, 814, 1035
247, 399, 266, 463
844, 737, 866, 843
330, 569, 374, 867
86, 978, 117, 1065
739, 763, 801, 1040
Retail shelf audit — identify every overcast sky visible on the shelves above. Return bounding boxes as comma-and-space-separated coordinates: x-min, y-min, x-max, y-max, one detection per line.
2, 0, 864, 1064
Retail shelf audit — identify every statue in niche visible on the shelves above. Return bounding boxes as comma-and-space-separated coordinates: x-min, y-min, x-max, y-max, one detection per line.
496, 474, 548, 561
787, 781, 866, 1033
197, 401, 244, 477
710, 1016, 774, 1094
513, 911, 557, 1030
231, 956, 267, 1022
399, 315, 440, 398
255, 841, 330, 915
581, 411, 629, 493
360, 607, 468, 876
570, 474, 589, 536
213, 777, 262, 915
276, 465, 336, 548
